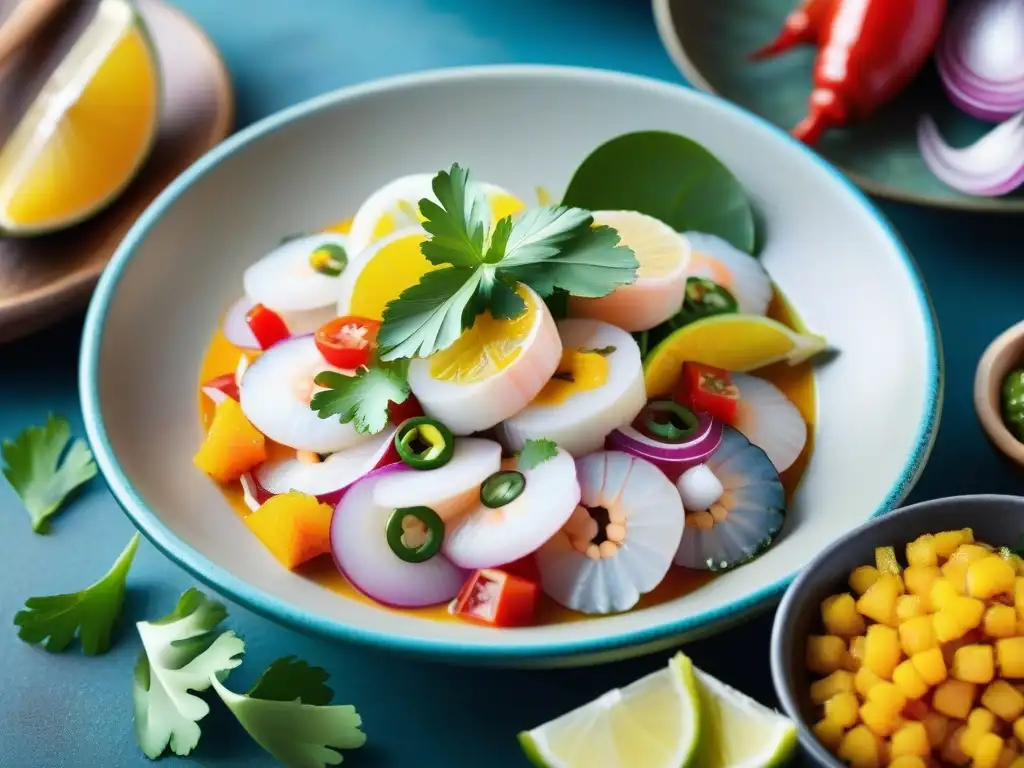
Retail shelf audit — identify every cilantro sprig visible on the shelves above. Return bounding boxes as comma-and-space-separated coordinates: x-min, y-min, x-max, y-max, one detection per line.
518, 438, 558, 470
3, 414, 97, 532
310, 355, 410, 434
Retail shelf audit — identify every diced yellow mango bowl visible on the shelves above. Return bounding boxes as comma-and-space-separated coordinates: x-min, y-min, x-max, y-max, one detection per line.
771, 495, 1024, 767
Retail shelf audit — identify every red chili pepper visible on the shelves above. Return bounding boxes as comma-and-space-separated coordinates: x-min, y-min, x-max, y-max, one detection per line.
202, 373, 239, 401
245, 304, 290, 350
789, 0, 947, 145
750, 0, 836, 60
674, 362, 740, 425
503, 555, 541, 584
452, 569, 539, 627
315, 315, 380, 369
387, 394, 423, 428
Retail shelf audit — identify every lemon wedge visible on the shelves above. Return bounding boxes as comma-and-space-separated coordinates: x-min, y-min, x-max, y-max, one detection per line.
644, 314, 828, 397
0, 0, 160, 235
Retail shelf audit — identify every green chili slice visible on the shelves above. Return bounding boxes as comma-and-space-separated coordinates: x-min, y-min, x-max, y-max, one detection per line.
480, 470, 526, 508
675, 278, 739, 326
395, 416, 454, 470
308, 243, 348, 277
1002, 368, 1024, 442
385, 506, 444, 563
641, 400, 699, 443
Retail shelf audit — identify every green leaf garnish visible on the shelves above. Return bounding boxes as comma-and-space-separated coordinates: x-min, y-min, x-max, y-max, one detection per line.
518, 439, 558, 470
309, 243, 348, 276
211, 656, 366, 768
562, 130, 756, 254
132, 588, 245, 759
310, 356, 410, 434
377, 164, 637, 361
583, 346, 616, 356
3, 414, 97, 533
14, 533, 139, 655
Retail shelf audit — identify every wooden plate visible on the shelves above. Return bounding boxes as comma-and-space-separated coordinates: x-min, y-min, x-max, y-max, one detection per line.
0, 0, 234, 343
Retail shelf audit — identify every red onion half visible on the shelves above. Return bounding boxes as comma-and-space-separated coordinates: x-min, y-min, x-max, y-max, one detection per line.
918, 112, 1024, 196
606, 411, 723, 481
330, 462, 468, 608
222, 296, 261, 350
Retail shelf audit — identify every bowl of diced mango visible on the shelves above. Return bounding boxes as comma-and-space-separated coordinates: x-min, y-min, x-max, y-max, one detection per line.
771, 494, 1024, 768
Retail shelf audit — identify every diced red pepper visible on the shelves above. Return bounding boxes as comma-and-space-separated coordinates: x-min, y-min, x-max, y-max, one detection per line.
503, 555, 541, 583
674, 362, 740, 425
245, 303, 290, 350
202, 373, 239, 401
315, 315, 380, 369
452, 569, 539, 627
387, 394, 423, 428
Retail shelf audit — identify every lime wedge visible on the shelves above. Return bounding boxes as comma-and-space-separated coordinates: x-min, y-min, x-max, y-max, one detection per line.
518, 653, 701, 768
693, 668, 798, 767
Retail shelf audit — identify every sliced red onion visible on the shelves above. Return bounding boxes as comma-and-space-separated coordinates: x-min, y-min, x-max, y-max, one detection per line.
330, 462, 468, 608
239, 473, 262, 512
222, 296, 261, 350
918, 112, 1024, 196
937, 0, 1024, 121
252, 427, 397, 507
606, 412, 723, 481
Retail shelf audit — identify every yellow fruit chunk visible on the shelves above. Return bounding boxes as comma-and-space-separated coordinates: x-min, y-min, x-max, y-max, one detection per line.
967, 707, 997, 733
888, 758, 926, 768
968, 556, 1018, 600
856, 667, 885, 698
849, 636, 867, 671
813, 718, 845, 751
859, 701, 901, 737
0, 0, 159, 234
823, 593, 867, 637
244, 491, 333, 570
911, 647, 948, 686
825, 691, 861, 728
997, 638, 1024, 678
897, 595, 926, 622
838, 724, 881, 768
1014, 716, 1024, 743
904, 566, 940, 606
985, 605, 1019, 639
932, 578, 962, 611
974, 734, 1006, 768
808, 635, 848, 675
864, 625, 903, 679
890, 721, 930, 758
851, 565, 882, 596
867, 681, 906, 713
934, 597, 986, 643
193, 398, 267, 483
933, 679, 978, 719
942, 725, 971, 765
921, 710, 949, 747
934, 529, 975, 558
962, 727, 985, 758
945, 545, 996, 592
858, 575, 902, 627
892, 660, 929, 700
907, 535, 939, 568
811, 670, 856, 705
982, 681, 1024, 722
899, 615, 938, 656
954, 645, 996, 684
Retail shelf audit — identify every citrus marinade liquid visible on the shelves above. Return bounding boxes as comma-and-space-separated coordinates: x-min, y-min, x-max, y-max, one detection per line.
198, 225, 816, 625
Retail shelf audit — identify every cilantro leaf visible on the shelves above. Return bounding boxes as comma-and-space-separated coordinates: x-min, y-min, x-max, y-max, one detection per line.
132, 588, 245, 759
14, 533, 139, 655
518, 439, 558, 470
3, 414, 97, 533
418, 163, 490, 268
211, 656, 366, 768
498, 206, 593, 266
310, 357, 410, 434
377, 266, 484, 360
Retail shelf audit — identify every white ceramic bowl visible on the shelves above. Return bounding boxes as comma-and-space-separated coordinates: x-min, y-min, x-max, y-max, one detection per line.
80, 65, 942, 667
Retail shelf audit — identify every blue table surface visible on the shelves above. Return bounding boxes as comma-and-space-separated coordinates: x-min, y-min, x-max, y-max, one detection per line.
3, 1, 1024, 766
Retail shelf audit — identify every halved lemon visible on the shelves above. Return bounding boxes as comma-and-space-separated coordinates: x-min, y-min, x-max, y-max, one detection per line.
568, 210, 690, 332
406, 285, 562, 435
0, 0, 160, 235
336, 228, 435, 320
644, 313, 828, 397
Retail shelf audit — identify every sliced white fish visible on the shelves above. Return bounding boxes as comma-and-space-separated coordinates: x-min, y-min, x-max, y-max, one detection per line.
684, 231, 772, 316
732, 373, 807, 474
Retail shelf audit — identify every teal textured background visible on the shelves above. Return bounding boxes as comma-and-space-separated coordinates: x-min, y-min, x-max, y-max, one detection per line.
2, 0, 1023, 766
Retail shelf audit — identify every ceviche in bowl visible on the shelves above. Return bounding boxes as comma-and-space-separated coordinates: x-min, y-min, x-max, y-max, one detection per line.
80, 66, 941, 666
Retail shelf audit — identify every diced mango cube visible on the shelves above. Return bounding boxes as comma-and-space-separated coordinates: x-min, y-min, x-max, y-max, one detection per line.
968, 556, 1018, 600
962, 727, 985, 758
192, 398, 268, 482
892, 659, 929, 700
997, 638, 1024, 678
953, 644, 996, 684
942, 725, 971, 766
982, 681, 1024, 722
888, 758, 926, 768
838, 724, 881, 768
813, 718, 845, 751
974, 734, 1006, 768
811, 670, 856, 705
867, 681, 907, 714
864, 624, 903, 679
807, 635, 848, 675
985, 605, 1019, 639
907, 535, 939, 568
849, 636, 867, 671
889, 720, 930, 758
860, 700, 901, 737
851, 565, 882, 596
899, 615, 938, 656
823, 593, 867, 637
933, 578, 963, 611
856, 666, 885, 698
897, 595, 926, 622
967, 707, 997, 733
1013, 716, 1024, 744
935, 529, 975, 559
921, 710, 949, 747
244, 490, 333, 570
858, 575, 902, 627
934, 597, 987, 643
933, 678, 979, 719
911, 647, 948, 686
825, 691, 861, 728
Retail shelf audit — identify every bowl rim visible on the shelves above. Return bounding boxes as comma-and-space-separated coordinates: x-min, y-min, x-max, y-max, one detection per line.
769, 494, 1024, 765
649, 0, 1024, 214
79, 63, 944, 662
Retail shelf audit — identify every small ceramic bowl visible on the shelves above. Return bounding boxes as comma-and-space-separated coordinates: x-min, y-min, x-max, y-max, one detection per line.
80, 65, 942, 667
771, 494, 1024, 766
975, 320, 1024, 466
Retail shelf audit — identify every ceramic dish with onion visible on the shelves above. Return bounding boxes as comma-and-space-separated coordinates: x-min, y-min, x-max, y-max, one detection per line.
80, 65, 941, 667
